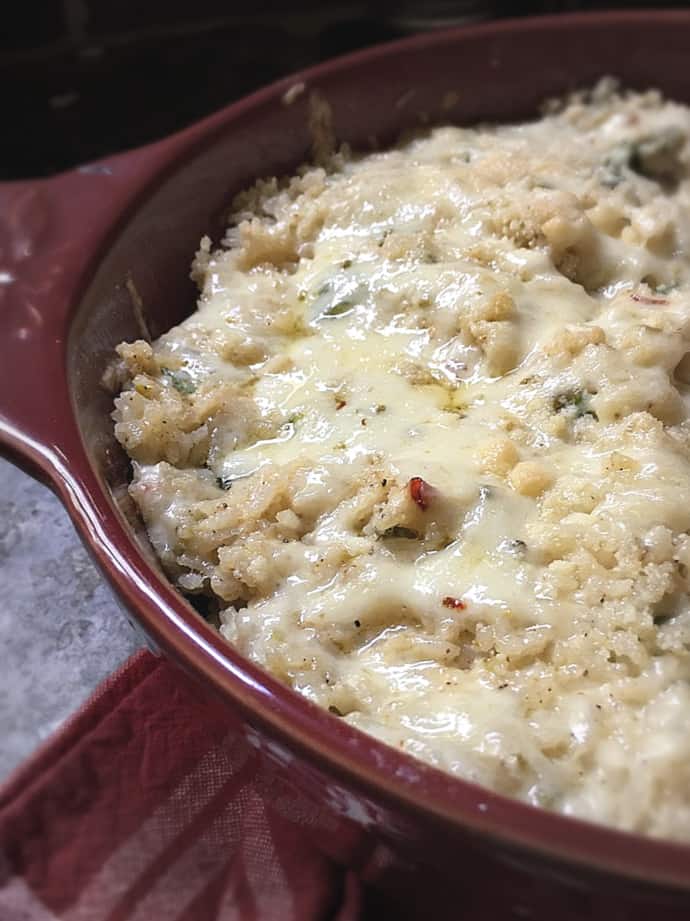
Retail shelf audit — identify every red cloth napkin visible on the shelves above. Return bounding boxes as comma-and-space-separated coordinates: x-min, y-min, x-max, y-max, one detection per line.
0, 651, 370, 921
6, 651, 686, 921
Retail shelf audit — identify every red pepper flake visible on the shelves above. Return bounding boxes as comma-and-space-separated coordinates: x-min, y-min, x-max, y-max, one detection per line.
408, 476, 434, 510
335, 399, 347, 410
442, 596, 466, 610
631, 293, 668, 305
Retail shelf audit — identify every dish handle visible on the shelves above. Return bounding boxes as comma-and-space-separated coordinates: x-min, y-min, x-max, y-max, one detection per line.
0, 148, 167, 487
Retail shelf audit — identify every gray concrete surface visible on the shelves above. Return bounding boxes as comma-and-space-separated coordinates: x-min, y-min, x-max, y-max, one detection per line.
0, 457, 140, 781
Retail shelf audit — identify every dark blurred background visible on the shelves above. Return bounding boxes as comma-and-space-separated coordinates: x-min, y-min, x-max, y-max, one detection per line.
2, 1, 688, 179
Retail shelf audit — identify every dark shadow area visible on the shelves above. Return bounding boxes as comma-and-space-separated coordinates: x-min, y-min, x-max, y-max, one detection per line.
4, 1, 681, 179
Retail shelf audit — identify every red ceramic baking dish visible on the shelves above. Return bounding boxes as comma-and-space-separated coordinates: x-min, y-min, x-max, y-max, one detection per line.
2, 10, 690, 918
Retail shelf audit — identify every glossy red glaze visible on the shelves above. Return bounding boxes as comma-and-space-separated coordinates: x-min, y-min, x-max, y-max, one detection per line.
2, 12, 690, 917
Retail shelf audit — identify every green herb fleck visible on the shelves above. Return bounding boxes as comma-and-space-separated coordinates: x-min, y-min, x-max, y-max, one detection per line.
630, 128, 685, 181
379, 525, 419, 540
601, 129, 685, 187
553, 389, 598, 420
323, 300, 354, 317
162, 368, 196, 395
341, 258, 352, 269
600, 143, 633, 188
654, 282, 678, 295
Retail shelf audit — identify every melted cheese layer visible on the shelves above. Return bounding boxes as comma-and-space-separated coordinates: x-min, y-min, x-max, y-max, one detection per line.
114, 82, 690, 839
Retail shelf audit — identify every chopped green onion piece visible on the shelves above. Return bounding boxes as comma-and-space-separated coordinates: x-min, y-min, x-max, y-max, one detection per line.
162, 368, 196, 395
379, 525, 419, 540
323, 300, 354, 317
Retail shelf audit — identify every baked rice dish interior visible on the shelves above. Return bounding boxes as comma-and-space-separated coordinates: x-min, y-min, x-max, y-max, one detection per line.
113, 80, 690, 840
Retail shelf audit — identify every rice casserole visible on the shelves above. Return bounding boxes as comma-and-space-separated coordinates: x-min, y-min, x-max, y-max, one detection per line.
113, 81, 690, 840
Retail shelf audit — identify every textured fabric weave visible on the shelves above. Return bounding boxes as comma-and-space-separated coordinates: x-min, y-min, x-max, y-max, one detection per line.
4, 652, 683, 921
0, 652, 364, 921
